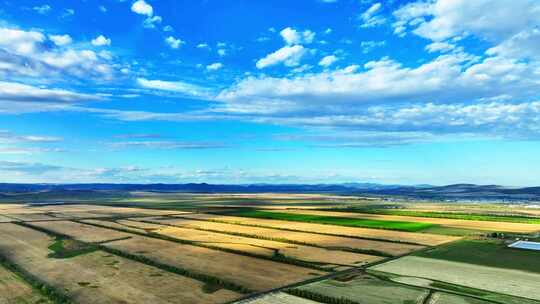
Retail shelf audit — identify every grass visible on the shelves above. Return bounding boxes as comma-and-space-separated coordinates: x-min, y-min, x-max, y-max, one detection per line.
47, 238, 98, 259
415, 239, 540, 274
223, 210, 436, 232
328, 208, 540, 224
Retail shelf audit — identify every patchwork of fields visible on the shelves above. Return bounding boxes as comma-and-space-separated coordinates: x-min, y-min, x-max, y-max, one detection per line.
0, 200, 539, 304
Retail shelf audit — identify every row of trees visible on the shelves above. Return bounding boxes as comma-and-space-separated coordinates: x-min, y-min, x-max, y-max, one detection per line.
98, 245, 254, 294
0, 253, 73, 304
287, 288, 361, 304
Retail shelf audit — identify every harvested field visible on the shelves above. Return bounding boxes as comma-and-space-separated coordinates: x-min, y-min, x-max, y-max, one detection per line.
106, 236, 326, 291
2, 213, 59, 221
0, 264, 51, 304
155, 225, 381, 268
0, 223, 241, 304
371, 256, 540, 301
0, 216, 12, 223
430, 293, 492, 304
280, 210, 540, 233
80, 219, 150, 234
236, 292, 320, 304
295, 272, 429, 304
29, 220, 133, 243
173, 213, 459, 246
141, 216, 424, 256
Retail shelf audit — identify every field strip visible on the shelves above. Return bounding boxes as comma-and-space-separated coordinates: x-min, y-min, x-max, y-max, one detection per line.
0, 222, 242, 304
23, 219, 329, 292
0, 262, 52, 304
371, 256, 540, 301
279, 210, 540, 233
234, 291, 320, 304
155, 225, 383, 268
225, 210, 436, 232
134, 216, 424, 256
0, 215, 12, 223
29, 220, 134, 243
169, 213, 459, 246
105, 236, 327, 292
291, 272, 431, 304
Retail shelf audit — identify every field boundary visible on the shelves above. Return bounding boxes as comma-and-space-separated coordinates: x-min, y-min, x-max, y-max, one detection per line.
76, 219, 333, 271
0, 250, 73, 304
14, 221, 254, 294
136, 218, 393, 258
172, 214, 427, 246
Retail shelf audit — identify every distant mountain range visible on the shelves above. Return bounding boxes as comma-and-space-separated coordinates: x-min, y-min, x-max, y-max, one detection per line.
1, 182, 540, 202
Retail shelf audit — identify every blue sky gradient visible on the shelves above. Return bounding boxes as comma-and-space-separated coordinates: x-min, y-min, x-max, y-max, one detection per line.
1, 0, 539, 185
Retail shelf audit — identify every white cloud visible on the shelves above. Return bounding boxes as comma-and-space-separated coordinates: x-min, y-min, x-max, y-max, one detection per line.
319, 55, 338, 67
217, 49, 227, 56
99, 5, 107, 13
49, 34, 72, 46
163, 25, 174, 32
33, 4, 51, 14
425, 41, 455, 53
91, 35, 111, 46
0, 28, 45, 55
280, 27, 316, 45
197, 43, 210, 49
360, 40, 386, 53
0, 26, 117, 81
143, 15, 162, 28
131, 0, 153, 16
360, 3, 386, 28
256, 45, 307, 69
206, 62, 223, 71
136, 78, 211, 98
0, 81, 99, 103
393, 0, 540, 42
165, 36, 184, 49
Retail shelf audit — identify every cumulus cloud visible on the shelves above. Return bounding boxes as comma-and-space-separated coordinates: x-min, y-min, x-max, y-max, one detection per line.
136, 78, 212, 98
319, 55, 338, 67
165, 36, 184, 49
280, 27, 316, 45
256, 45, 307, 69
49, 34, 72, 46
0, 27, 116, 80
360, 3, 386, 28
91, 35, 111, 46
206, 62, 223, 71
131, 0, 153, 16
425, 41, 455, 53
360, 40, 386, 53
0, 81, 99, 103
393, 0, 540, 42
33, 4, 51, 14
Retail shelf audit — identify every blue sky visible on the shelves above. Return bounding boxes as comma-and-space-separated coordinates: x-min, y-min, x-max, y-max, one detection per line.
1, 0, 539, 186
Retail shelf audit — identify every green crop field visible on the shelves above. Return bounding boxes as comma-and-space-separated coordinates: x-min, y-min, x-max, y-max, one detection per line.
331, 209, 540, 224
415, 240, 540, 274
224, 210, 436, 232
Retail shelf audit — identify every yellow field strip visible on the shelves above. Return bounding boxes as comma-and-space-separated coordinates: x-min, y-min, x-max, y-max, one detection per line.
106, 236, 326, 291
30, 220, 133, 243
138, 216, 424, 256
0, 223, 241, 304
169, 213, 459, 246
277, 210, 540, 233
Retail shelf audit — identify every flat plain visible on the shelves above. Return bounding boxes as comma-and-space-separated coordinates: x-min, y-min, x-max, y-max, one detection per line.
1, 192, 539, 304
173, 213, 459, 245
278, 209, 540, 233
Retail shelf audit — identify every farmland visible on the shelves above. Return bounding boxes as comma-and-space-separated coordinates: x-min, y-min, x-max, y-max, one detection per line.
0, 192, 539, 304
284, 209, 540, 233
223, 210, 436, 232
